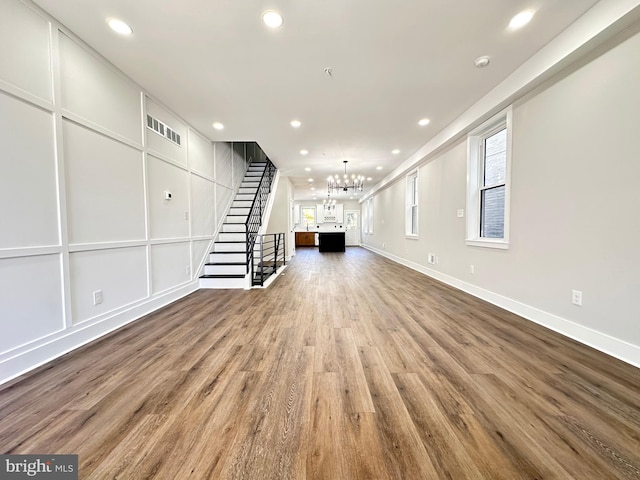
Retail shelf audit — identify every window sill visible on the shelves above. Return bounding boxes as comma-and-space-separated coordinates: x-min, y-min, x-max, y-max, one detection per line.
466, 239, 509, 250
405, 234, 419, 240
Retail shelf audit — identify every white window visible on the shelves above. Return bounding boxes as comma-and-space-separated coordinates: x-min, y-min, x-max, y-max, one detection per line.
466, 107, 512, 248
406, 171, 418, 237
302, 206, 316, 228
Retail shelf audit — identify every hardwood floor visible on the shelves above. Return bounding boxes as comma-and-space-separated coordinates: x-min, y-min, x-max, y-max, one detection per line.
1, 247, 639, 479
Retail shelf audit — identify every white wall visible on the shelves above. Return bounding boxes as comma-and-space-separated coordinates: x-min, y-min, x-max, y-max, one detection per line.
266, 176, 295, 259
0, 0, 240, 384
362, 29, 640, 367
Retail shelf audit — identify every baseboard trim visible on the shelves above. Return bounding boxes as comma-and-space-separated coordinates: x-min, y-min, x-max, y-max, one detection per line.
0, 282, 198, 385
363, 245, 640, 369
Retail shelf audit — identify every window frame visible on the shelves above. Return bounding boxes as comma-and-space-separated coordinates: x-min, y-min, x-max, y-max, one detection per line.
466, 107, 512, 249
405, 170, 419, 238
301, 206, 316, 228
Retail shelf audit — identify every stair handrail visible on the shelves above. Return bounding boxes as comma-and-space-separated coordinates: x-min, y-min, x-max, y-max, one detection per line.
245, 159, 277, 273
251, 232, 286, 286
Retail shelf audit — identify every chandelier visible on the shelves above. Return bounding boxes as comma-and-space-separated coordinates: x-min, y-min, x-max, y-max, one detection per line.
322, 194, 336, 210
328, 161, 364, 194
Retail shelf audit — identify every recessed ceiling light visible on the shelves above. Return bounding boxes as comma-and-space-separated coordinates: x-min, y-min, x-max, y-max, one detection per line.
474, 56, 490, 68
290, 120, 301, 128
262, 10, 284, 28
300, 149, 308, 155
310, 187, 315, 191
349, 197, 353, 200
308, 178, 314, 182
376, 166, 383, 170
418, 118, 430, 126
509, 10, 534, 30
212, 122, 224, 130
107, 18, 133, 36
392, 149, 400, 154
304, 167, 311, 171
367, 177, 372, 181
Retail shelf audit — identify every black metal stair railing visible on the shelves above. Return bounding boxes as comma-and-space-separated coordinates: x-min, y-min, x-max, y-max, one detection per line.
245, 159, 277, 273
252, 233, 286, 286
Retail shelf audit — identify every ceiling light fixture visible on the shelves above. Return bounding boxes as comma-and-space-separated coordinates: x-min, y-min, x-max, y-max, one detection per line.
212, 122, 224, 130
376, 166, 383, 170
392, 149, 400, 154
106, 18, 133, 36
474, 56, 490, 68
418, 118, 430, 126
262, 10, 284, 28
509, 10, 534, 30
304, 167, 311, 172
290, 120, 301, 128
308, 178, 314, 182
300, 149, 308, 155
328, 161, 364, 194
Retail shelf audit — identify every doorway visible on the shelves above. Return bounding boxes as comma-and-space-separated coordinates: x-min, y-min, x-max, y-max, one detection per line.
345, 210, 360, 246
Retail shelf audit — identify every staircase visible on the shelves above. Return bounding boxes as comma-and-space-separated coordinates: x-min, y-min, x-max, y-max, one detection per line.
199, 160, 276, 289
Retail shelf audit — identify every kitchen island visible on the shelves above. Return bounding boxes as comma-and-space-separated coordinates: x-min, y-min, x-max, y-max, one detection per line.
318, 232, 345, 252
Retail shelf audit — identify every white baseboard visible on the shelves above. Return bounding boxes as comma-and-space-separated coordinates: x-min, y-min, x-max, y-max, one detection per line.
0, 282, 198, 385
363, 245, 640, 369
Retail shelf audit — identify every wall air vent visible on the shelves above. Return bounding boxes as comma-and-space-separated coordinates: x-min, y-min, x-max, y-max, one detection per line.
146, 114, 181, 147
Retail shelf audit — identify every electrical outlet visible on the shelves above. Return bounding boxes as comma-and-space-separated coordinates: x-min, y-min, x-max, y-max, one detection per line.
93, 290, 103, 306
457, 209, 464, 218
184, 211, 189, 221
571, 290, 583, 306
427, 253, 436, 264
469, 265, 475, 275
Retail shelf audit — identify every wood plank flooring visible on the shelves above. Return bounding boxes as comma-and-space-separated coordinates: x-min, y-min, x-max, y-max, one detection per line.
1, 247, 640, 479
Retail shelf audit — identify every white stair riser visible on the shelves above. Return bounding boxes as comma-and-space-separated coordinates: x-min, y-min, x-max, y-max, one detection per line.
245, 171, 262, 177
235, 194, 253, 201
238, 188, 258, 195
199, 276, 247, 289
210, 252, 245, 262
232, 200, 253, 208
214, 243, 246, 252
226, 216, 247, 224
218, 233, 246, 242
204, 264, 246, 275
222, 224, 246, 233
229, 207, 250, 215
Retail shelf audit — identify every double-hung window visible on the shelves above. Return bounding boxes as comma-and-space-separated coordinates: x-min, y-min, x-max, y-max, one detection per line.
406, 171, 418, 237
466, 107, 512, 248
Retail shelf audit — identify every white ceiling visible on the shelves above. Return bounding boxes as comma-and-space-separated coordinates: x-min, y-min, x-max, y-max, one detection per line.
33, 0, 600, 201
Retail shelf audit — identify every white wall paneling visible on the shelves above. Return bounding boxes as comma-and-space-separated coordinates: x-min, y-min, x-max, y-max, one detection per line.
147, 155, 190, 240
59, 33, 142, 144
188, 129, 215, 179
146, 99, 188, 166
232, 142, 247, 190
191, 174, 217, 237
0, 92, 59, 249
0, 1, 52, 103
0, 254, 64, 354
63, 120, 146, 244
69, 246, 148, 325
0, 0, 239, 384
150, 242, 191, 294
214, 142, 233, 188
192, 239, 212, 277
